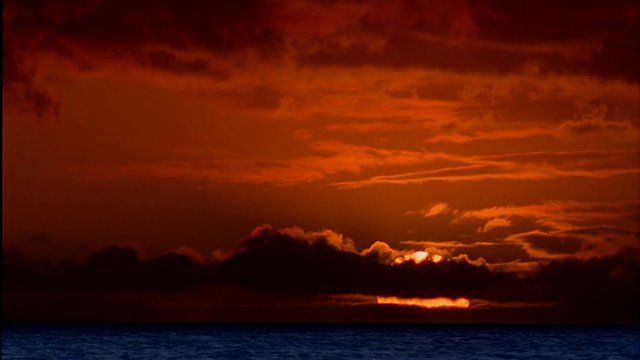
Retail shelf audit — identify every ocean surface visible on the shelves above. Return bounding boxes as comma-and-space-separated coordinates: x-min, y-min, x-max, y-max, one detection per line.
3, 323, 639, 359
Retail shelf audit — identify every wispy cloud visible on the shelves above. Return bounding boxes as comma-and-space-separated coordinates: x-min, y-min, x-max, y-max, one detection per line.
72, 141, 441, 185
332, 150, 639, 188
406, 200, 639, 260
457, 200, 640, 232
478, 218, 513, 233
406, 202, 454, 218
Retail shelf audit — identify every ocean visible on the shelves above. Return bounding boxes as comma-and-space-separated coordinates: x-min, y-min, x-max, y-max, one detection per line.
3, 324, 639, 359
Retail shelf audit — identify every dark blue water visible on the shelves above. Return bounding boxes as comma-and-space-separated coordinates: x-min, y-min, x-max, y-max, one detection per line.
3, 324, 639, 359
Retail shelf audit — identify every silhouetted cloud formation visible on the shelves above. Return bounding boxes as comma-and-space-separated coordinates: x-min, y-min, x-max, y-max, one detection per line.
4, 225, 639, 323
3, 245, 210, 293
214, 225, 515, 300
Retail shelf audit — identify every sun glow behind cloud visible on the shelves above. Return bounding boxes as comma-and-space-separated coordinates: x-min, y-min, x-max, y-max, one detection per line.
377, 296, 470, 309
393, 250, 443, 264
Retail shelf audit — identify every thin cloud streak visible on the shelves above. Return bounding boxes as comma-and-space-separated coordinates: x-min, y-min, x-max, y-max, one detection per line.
71, 147, 639, 187
457, 200, 640, 230
71, 141, 440, 185
405, 200, 639, 260
333, 150, 640, 189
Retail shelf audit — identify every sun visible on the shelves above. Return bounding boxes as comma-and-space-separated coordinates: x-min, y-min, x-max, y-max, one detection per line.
392, 250, 443, 265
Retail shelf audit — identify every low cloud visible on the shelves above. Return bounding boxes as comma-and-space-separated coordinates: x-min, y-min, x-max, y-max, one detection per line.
4, 225, 638, 320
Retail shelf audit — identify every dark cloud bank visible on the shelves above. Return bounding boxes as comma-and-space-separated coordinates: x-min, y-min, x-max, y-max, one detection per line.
4, 0, 638, 117
4, 226, 638, 323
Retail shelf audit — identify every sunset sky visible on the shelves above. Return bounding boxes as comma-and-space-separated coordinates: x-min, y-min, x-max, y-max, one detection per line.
4, 0, 639, 323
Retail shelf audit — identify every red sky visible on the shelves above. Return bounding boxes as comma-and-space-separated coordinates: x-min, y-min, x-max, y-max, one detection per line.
3, 0, 639, 323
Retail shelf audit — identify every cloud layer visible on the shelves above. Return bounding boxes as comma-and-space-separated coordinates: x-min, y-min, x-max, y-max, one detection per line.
5, 224, 639, 322
5, 0, 638, 192
3, 1, 638, 324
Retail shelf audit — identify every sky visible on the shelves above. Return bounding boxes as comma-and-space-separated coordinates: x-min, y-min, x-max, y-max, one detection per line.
3, 0, 639, 323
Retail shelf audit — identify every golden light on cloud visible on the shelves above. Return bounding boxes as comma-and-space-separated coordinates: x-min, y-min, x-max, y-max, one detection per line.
377, 296, 470, 309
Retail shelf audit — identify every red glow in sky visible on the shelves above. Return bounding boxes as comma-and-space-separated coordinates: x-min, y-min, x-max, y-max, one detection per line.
3, 0, 639, 323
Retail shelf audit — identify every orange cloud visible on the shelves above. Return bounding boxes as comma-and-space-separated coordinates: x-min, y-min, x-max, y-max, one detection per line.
71, 141, 442, 185
425, 127, 555, 143
360, 241, 403, 264
72, 145, 639, 190
166, 246, 206, 263
457, 201, 639, 231
402, 200, 639, 261
332, 150, 639, 188
505, 228, 639, 260
275, 225, 357, 252
406, 202, 453, 217
478, 218, 512, 233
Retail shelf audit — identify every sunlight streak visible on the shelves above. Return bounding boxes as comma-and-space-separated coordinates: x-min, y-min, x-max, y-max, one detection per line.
376, 296, 470, 309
